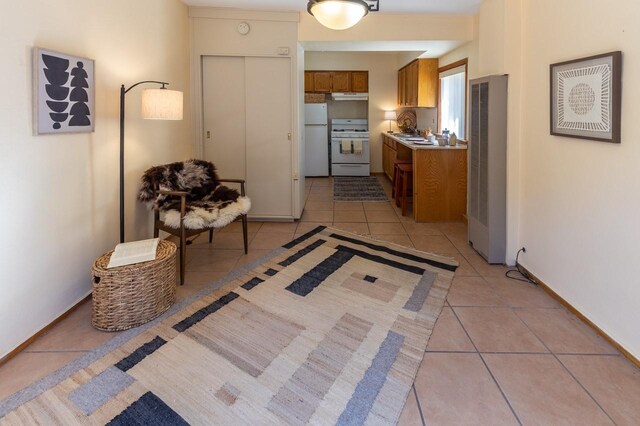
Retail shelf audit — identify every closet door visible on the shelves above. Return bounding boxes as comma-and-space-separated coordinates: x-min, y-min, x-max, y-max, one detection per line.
245, 57, 292, 217
202, 56, 246, 180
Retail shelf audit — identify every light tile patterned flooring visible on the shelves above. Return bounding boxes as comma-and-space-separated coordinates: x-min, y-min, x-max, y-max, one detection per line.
1, 176, 640, 424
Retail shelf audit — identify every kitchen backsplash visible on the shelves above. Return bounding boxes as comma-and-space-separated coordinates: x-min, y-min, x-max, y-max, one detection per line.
397, 107, 437, 132
327, 99, 368, 120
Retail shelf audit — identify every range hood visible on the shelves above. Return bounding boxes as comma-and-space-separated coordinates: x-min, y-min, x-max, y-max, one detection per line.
332, 92, 369, 101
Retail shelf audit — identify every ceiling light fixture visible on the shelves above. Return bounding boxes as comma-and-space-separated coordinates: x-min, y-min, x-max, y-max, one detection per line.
307, 0, 379, 31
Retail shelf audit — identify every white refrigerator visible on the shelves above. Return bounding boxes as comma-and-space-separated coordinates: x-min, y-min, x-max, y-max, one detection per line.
305, 103, 329, 176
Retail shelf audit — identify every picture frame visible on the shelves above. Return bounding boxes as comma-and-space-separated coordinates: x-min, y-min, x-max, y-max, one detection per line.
550, 51, 622, 144
33, 47, 95, 135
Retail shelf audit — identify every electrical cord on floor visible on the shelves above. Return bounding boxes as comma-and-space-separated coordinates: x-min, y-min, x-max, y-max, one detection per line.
505, 248, 537, 285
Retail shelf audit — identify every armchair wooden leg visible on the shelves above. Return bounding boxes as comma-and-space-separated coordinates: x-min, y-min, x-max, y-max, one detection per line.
153, 227, 159, 238
242, 215, 248, 254
180, 226, 187, 286
209, 228, 214, 244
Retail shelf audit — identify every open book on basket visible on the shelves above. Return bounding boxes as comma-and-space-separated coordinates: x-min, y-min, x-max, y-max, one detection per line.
107, 238, 159, 268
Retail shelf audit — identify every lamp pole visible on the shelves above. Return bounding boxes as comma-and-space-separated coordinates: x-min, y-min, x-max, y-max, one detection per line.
119, 81, 169, 243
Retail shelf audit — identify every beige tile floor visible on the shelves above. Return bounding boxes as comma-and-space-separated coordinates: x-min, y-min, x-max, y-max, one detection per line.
2, 176, 640, 425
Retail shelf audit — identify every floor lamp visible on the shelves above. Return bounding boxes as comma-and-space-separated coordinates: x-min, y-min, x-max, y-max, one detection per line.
120, 81, 183, 243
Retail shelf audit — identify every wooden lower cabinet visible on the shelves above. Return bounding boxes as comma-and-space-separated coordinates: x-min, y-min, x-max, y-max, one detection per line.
383, 134, 467, 222
413, 149, 467, 222
382, 135, 397, 180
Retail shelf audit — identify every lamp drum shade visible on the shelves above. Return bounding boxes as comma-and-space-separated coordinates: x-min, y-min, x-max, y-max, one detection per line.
384, 110, 397, 121
141, 88, 183, 120
307, 0, 369, 30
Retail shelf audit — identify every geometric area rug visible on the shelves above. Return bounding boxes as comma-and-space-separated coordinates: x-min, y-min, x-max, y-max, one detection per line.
0, 226, 457, 425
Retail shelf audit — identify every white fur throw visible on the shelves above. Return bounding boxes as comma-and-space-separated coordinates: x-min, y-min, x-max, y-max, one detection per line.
139, 159, 251, 230
163, 196, 251, 229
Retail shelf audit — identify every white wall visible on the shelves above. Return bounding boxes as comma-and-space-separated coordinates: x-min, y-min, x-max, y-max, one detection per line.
518, 0, 640, 358
305, 52, 399, 173
299, 13, 474, 43
439, 17, 480, 79
448, 0, 640, 358
0, 0, 191, 358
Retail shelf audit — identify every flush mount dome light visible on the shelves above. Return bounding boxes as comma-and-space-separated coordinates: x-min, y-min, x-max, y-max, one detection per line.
307, 0, 370, 30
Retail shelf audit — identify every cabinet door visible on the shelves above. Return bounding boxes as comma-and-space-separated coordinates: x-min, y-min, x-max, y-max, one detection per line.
331, 71, 351, 92
304, 71, 314, 92
382, 141, 389, 178
407, 61, 419, 106
417, 59, 438, 107
398, 68, 406, 106
313, 72, 332, 93
388, 147, 397, 181
351, 71, 368, 92
397, 69, 403, 105
245, 57, 292, 217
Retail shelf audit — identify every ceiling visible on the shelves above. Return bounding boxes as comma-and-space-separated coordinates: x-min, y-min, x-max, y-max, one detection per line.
301, 40, 465, 55
182, 0, 482, 15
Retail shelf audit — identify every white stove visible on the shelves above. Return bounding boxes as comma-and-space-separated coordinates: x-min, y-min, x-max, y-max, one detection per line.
330, 119, 370, 176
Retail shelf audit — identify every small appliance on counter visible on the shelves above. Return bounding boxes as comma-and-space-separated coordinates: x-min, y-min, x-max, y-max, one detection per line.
330, 119, 370, 176
304, 103, 329, 177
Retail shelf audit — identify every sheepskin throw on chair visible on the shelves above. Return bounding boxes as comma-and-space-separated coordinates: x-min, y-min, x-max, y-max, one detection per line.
139, 159, 251, 229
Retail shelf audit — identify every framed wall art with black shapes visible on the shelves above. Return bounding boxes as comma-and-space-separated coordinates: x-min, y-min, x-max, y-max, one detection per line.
550, 51, 622, 144
34, 47, 95, 134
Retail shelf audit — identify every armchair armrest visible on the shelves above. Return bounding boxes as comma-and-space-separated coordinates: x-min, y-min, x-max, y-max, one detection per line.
218, 178, 246, 197
157, 189, 187, 217
217, 178, 245, 184
158, 190, 189, 197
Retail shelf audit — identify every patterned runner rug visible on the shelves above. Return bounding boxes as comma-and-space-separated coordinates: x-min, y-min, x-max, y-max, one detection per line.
0, 227, 457, 425
333, 177, 388, 201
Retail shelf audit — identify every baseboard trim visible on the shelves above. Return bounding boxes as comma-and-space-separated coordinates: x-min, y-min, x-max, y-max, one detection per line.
519, 264, 640, 369
0, 294, 92, 367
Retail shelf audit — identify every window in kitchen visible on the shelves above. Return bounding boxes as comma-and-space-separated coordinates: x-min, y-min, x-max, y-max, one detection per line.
439, 60, 467, 139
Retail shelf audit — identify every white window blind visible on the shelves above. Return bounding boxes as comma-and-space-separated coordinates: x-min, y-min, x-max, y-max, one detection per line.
440, 65, 466, 139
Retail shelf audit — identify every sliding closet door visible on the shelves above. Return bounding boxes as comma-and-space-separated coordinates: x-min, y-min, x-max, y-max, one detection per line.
202, 56, 246, 180
245, 57, 292, 217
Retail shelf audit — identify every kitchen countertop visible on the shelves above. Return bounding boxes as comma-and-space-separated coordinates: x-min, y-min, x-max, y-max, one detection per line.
383, 133, 468, 151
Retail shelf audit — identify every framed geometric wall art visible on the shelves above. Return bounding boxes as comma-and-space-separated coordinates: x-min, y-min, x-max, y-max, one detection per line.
550, 51, 622, 144
33, 47, 95, 134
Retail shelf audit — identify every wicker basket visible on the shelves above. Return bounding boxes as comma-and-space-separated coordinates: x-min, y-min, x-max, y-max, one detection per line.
91, 240, 177, 331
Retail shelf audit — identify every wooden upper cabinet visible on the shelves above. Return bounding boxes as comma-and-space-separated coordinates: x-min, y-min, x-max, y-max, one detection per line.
331, 71, 351, 92
313, 72, 332, 93
407, 61, 419, 106
304, 70, 369, 93
397, 59, 438, 107
304, 71, 314, 92
417, 59, 438, 107
351, 71, 368, 93
398, 68, 406, 105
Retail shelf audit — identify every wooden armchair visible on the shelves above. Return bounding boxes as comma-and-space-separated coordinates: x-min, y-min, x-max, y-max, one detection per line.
139, 160, 251, 285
